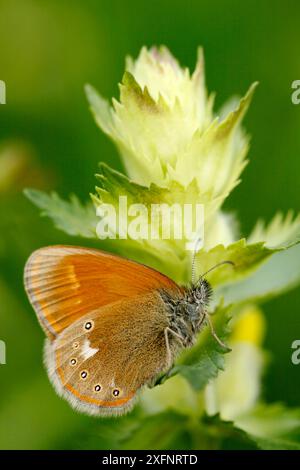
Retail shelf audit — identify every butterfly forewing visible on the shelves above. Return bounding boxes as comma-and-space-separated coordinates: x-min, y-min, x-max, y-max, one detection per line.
24, 245, 180, 339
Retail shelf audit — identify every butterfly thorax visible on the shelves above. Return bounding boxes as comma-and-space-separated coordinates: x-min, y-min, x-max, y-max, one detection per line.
160, 279, 212, 348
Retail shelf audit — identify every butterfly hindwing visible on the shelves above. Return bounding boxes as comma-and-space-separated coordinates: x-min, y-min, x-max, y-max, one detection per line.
45, 293, 171, 416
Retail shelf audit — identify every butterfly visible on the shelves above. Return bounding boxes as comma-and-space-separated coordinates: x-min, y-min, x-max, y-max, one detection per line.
24, 245, 231, 416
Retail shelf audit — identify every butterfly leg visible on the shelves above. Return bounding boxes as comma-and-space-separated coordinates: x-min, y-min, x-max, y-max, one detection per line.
164, 327, 185, 366
164, 328, 172, 367
166, 327, 185, 345
197, 310, 206, 330
204, 313, 231, 351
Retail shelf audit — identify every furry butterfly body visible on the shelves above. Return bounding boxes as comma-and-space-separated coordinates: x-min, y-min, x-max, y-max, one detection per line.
24, 245, 213, 416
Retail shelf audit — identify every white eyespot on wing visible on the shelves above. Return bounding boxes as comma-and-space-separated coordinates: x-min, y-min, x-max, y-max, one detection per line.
44, 339, 137, 417
80, 339, 99, 361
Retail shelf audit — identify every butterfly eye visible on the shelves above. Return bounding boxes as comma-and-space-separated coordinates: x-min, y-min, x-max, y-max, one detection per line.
70, 358, 77, 366
84, 321, 94, 331
113, 389, 120, 397
94, 384, 101, 392
80, 370, 88, 379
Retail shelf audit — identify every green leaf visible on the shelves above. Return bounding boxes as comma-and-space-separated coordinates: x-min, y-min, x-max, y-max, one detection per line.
85, 84, 114, 136
196, 239, 279, 287
236, 403, 300, 450
216, 243, 300, 305
157, 304, 232, 391
94, 162, 214, 223
74, 409, 142, 450
119, 411, 189, 450
24, 189, 98, 239
78, 410, 190, 450
211, 211, 300, 305
202, 414, 258, 450
248, 211, 300, 248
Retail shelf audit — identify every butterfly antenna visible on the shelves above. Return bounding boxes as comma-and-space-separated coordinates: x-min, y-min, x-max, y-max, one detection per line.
191, 238, 203, 284
199, 260, 235, 281
197, 259, 234, 350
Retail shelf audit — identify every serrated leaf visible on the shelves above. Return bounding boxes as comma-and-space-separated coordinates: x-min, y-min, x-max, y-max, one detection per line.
85, 84, 114, 136
196, 239, 279, 287
24, 189, 98, 239
253, 436, 300, 450
78, 409, 190, 450
95, 162, 217, 221
248, 211, 300, 248
236, 403, 300, 450
120, 411, 189, 450
202, 414, 258, 450
216, 243, 300, 305
75, 409, 142, 450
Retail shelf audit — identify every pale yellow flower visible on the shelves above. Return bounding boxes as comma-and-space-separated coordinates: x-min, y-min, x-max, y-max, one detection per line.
87, 46, 257, 221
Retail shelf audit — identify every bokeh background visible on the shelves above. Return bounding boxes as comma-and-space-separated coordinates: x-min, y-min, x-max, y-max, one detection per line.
0, 0, 300, 449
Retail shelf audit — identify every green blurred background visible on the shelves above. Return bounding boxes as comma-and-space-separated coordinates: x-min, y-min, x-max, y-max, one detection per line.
0, 0, 300, 449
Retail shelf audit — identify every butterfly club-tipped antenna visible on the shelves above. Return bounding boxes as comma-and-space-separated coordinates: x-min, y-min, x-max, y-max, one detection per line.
191, 237, 203, 284
191, 241, 234, 349
199, 260, 235, 283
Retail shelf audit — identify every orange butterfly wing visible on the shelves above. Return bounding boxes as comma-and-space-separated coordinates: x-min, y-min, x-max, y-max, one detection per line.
24, 245, 181, 340
25, 245, 182, 415
46, 292, 172, 416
